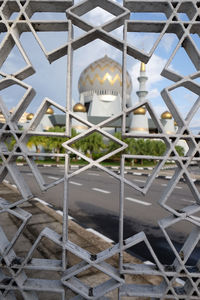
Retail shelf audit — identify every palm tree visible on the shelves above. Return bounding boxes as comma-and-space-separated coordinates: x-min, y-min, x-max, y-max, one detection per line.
27, 135, 46, 153
76, 132, 106, 159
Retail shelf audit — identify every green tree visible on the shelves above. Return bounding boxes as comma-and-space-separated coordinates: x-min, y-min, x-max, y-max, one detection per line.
75, 132, 106, 159
175, 145, 184, 156
45, 126, 67, 162
44, 127, 78, 162
27, 135, 46, 153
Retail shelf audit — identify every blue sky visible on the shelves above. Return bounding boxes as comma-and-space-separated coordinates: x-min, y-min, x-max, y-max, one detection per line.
1, 0, 199, 132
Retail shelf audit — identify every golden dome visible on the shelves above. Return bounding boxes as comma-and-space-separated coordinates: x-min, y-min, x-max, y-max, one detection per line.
73, 103, 86, 113
161, 111, 172, 119
174, 121, 178, 127
133, 106, 146, 115
26, 113, 34, 121
78, 55, 132, 97
46, 107, 54, 114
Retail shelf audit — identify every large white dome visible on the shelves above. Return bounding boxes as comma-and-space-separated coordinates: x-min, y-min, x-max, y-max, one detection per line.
78, 55, 132, 97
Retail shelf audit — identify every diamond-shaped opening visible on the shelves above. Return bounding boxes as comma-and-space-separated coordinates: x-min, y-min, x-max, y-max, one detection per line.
67, 0, 128, 32
70, 131, 107, 161
70, 126, 125, 165
81, 7, 115, 27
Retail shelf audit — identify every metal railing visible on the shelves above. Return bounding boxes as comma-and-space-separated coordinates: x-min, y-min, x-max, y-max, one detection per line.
0, 0, 200, 299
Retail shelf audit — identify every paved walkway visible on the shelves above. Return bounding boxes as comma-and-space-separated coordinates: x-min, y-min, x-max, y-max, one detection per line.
0, 183, 161, 299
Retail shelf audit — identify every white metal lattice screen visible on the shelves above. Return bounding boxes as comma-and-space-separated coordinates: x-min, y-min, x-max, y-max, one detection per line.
0, 0, 200, 299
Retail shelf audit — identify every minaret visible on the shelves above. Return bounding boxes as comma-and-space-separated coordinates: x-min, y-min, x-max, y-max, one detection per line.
136, 62, 148, 103
129, 62, 149, 134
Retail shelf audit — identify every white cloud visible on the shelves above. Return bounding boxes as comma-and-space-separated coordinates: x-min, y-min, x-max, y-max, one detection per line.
160, 34, 177, 53
129, 54, 167, 100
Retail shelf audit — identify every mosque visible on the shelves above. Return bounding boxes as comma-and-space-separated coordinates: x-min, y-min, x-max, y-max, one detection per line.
1, 55, 187, 150
15, 55, 175, 136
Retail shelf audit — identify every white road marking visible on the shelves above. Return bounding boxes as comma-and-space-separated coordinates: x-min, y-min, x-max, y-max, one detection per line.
86, 228, 114, 243
34, 197, 51, 206
88, 172, 100, 176
144, 261, 155, 266
133, 172, 142, 176
162, 183, 182, 190
56, 210, 73, 220
126, 197, 152, 206
135, 179, 145, 183
48, 176, 59, 180
70, 181, 82, 186
92, 188, 110, 194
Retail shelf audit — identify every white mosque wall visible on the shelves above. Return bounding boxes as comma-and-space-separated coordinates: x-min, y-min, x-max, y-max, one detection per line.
72, 112, 88, 133
88, 93, 121, 117
129, 114, 149, 135
161, 119, 175, 135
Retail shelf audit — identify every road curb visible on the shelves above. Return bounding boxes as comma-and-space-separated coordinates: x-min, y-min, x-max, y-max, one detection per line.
3, 180, 115, 245
9, 163, 200, 186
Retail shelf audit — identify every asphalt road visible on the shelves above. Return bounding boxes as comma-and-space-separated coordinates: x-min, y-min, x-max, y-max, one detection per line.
5, 165, 200, 265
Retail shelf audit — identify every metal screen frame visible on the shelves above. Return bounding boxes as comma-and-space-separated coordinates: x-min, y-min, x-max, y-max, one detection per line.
0, 0, 200, 299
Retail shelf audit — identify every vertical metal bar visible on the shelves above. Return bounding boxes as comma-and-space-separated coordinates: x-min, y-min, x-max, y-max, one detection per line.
66, 20, 73, 137
62, 154, 70, 270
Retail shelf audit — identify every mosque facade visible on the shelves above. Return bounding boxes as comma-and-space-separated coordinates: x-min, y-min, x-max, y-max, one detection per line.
7, 55, 187, 152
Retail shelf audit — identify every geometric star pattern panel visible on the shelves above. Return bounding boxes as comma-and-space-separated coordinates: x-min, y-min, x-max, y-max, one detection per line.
0, 0, 199, 299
